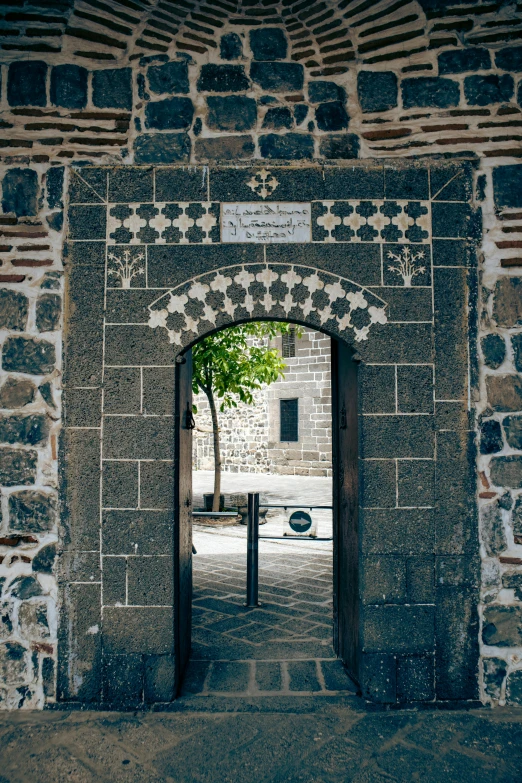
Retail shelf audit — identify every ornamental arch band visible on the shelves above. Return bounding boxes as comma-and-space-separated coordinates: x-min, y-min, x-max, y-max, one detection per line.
60, 163, 479, 706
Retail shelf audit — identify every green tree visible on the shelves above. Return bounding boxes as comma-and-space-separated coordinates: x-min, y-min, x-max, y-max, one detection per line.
192, 322, 297, 512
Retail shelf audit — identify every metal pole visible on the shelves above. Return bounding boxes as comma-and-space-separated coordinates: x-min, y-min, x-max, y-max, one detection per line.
246, 492, 259, 607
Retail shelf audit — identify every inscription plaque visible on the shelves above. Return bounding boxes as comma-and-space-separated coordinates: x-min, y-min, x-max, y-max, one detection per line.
222, 202, 311, 243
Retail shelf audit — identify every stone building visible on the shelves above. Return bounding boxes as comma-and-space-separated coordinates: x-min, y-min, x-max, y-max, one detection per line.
0, 0, 521, 711
193, 327, 333, 476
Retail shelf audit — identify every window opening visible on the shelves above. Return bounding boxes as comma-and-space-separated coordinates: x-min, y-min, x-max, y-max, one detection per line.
280, 398, 299, 442
281, 328, 296, 358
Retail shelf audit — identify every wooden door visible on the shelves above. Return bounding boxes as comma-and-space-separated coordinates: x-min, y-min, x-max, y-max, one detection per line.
174, 349, 193, 692
331, 338, 359, 683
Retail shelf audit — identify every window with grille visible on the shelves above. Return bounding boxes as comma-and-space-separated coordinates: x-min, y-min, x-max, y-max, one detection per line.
280, 398, 299, 442
281, 328, 296, 358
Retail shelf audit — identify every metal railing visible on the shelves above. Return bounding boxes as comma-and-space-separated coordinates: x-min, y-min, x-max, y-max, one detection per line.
245, 492, 333, 607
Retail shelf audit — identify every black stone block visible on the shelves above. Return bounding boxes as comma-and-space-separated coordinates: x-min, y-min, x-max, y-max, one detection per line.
359, 364, 395, 413
259, 132, 314, 160
7, 61, 47, 107
103, 607, 174, 655
144, 654, 175, 702
207, 95, 257, 131
432, 239, 470, 267
142, 367, 174, 415
308, 81, 345, 103
362, 556, 406, 604
432, 202, 471, 238
324, 166, 384, 199
103, 510, 173, 555
250, 62, 304, 92
2, 168, 38, 218
145, 97, 194, 130
397, 365, 433, 414
402, 77, 460, 109
63, 264, 104, 386
262, 106, 293, 130
436, 586, 479, 700
434, 267, 468, 400
315, 101, 349, 131
384, 166, 429, 200
319, 133, 359, 160
63, 429, 100, 550
148, 244, 262, 289
50, 64, 87, 110
504, 415, 522, 450
438, 48, 491, 74
357, 71, 398, 113
103, 557, 126, 606
36, 293, 61, 332
103, 416, 174, 460
250, 28, 287, 61
103, 367, 140, 414
220, 32, 242, 61
102, 460, 138, 509
140, 462, 174, 510
211, 166, 325, 202
8, 490, 56, 534
127, 556, 173, 606
464, 74, 513, 106
147, 60, 189, 95
104, 325, 175, 367
430, 163, 473, 202
398, 460, 434, 507
435, 431, 476, 554
134, 132, 191, 164
155, 167, 208, 202
69, 168, 107, 205
2, 336, 55, 375
46, 166, 64, 210
68, 205, 106, 240
33, 543, 56, 574
0, 413, 48, 446
108, 167, 153, 203
102, 654, 143, 705
361, 415, 434, 459
361, 459, 396, 508
363, 508, 435, 556
0, 289, 28, 331
57, 583, 101, 703
480, 419, 503, 454
197, 64, 250, 92
363, 605, 434, 653
64, 387, 101, 428
397, 656, 434, 702
360, 652, 396, 703
294, 104, 308, 125
0, 448, 37, 487
92, 68, 132, 111
267, 242, 381, 286
407, 557, 435, 602
493, 164, 522, 209
495, 45, 522, 72
512, 333, 522, 372
195, 135, 254, 161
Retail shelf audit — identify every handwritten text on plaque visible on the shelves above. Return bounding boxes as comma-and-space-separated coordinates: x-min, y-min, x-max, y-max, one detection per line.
222, 202, 311, 243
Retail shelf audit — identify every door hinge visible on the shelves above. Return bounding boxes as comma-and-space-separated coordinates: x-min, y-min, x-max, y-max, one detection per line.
184, 403, 196, 430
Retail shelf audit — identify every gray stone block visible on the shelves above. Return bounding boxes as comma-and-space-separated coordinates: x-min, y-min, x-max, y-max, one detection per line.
127, 556, 173, 606
102, 510, 173, 555
2, 336, 55, 375
2, 168, 38, 218
139, 461, 173, 510
363, 605, 434, 654
147, 61, 189, 94
490, 456, 522, 488
398, 460, 434, 507
493, 277, 522, 327
142, 367, 175, 415
436, 586, 479, 700
362, 556, 406, 605
360, 652, 396, 703
103, 416, 174, 460
287, 660, 321, 692
64, 387, 101, 428
407, 557, 434, 603
397, 655, 434, 702
144, 654, 175, 702
0, 448, 37, 487
483, 605, 522, 647
103, 557, 126, 606
361, 415, 434, 459
102, 460, 138, 509
36, 294, 61, 332
102, 654, 143, 705
487, 375, 522, 412
8, 490, 56, 534
92, 68, 132, 110
195, 135, 255, 161
0, 377, 35, 409
362, 508, 434, 556
207, 661, 249, 692
361, 459, 396, 508
103, 607, 174, 655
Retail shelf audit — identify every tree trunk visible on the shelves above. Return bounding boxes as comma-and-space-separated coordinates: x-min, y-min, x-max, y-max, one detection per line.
205, 387, 222, 512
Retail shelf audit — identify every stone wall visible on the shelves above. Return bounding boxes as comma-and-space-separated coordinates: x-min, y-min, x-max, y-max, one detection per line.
0, 0, 521, 708
193, 327, 333, 476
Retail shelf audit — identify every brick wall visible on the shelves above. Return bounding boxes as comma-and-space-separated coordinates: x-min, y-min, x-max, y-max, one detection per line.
0, 0, 521, 708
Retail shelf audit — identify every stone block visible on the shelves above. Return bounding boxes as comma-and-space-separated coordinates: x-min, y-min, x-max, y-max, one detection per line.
104, 324, 175, 367
287, 660, 321, 692
63, 429, 100, 550
493, 277, 522, 327
357, 71, 398, 112
503, 415, 522, 450
61, 551, 100, 583
250, 28, 287, 61
220, 32, 242, 60
486, 375, 522, 412
319, 133, 360, 159
250, 62, 304, 92
397, 365, 433, 414
144, 654, 175, 702
309, 81, 345, 103
104, 367, 140, 414
363, 605, 434, 653
7, 61, 47, 106
438, 47, 491, 74
103, 510, 173, 555
0, 642, 30, 686
397, 655, 434, 702
108, 167, 153, 203
480, 502, 507, 557
63, 264, 104, 387
18, 601, 50, 642
103, 607, 174, 654
0, 289, 28, 331
361, 415, 434, 459
8, 490, 56, 534
0, 377, 35, 409
32, 543, 56, 575
495, 45, 522, 72
134, 132, 191, 164
402, 77, 460, 109
46, 166, 64, 210
482, 605, 522, 647
432, 238, 470, 266
103, 416, 174, 460
384, 166, 429, 200
103, 557, 126, 606
398, 460, 434, 507
143, 367, 174, 416
2, 336, 55, 375
294, 104, 308, 125
362, 556, 406, 605
324, 166, 383, 199
140, 462, 174, 510
259, 132, 314, 160
92, 68, 132, 110
127, 556, 173, 606
490, 456, 522, 489
360, 652, 396, 703
195, 135, 254, 161
464, 74, 513, 106
64, 387, 101, 429
36, 293, 61, 332
315, 101, 349, 131
480, 419, 503, 454
102, 461, 138, 509
436, 586, 479, 700
147, 60, 189, 94
481, 334, 505, 369
435, 431, 476, 554
361, 459, 396, 508
155, 167, 208, 202
432, 202, 472, 238
359, 365, 395, 414
145, 97, 194, 130
505, 670, 522, 705
0, 448, 37, 487
262, 106, 293, 130
50, 64, 87, 109
2, 168, 39, 218
57, 583, 101, 702
207, 95, 257, 131
10, 575, 43, 599
67, 205, 106, 240
512, 334, 522, 372
407, 557, 434, 602
197, 64, 249, 92
493, 165, 522, 209
483, 657, 507, 701
434, 268, 469, 400
102, 655, 143, 706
